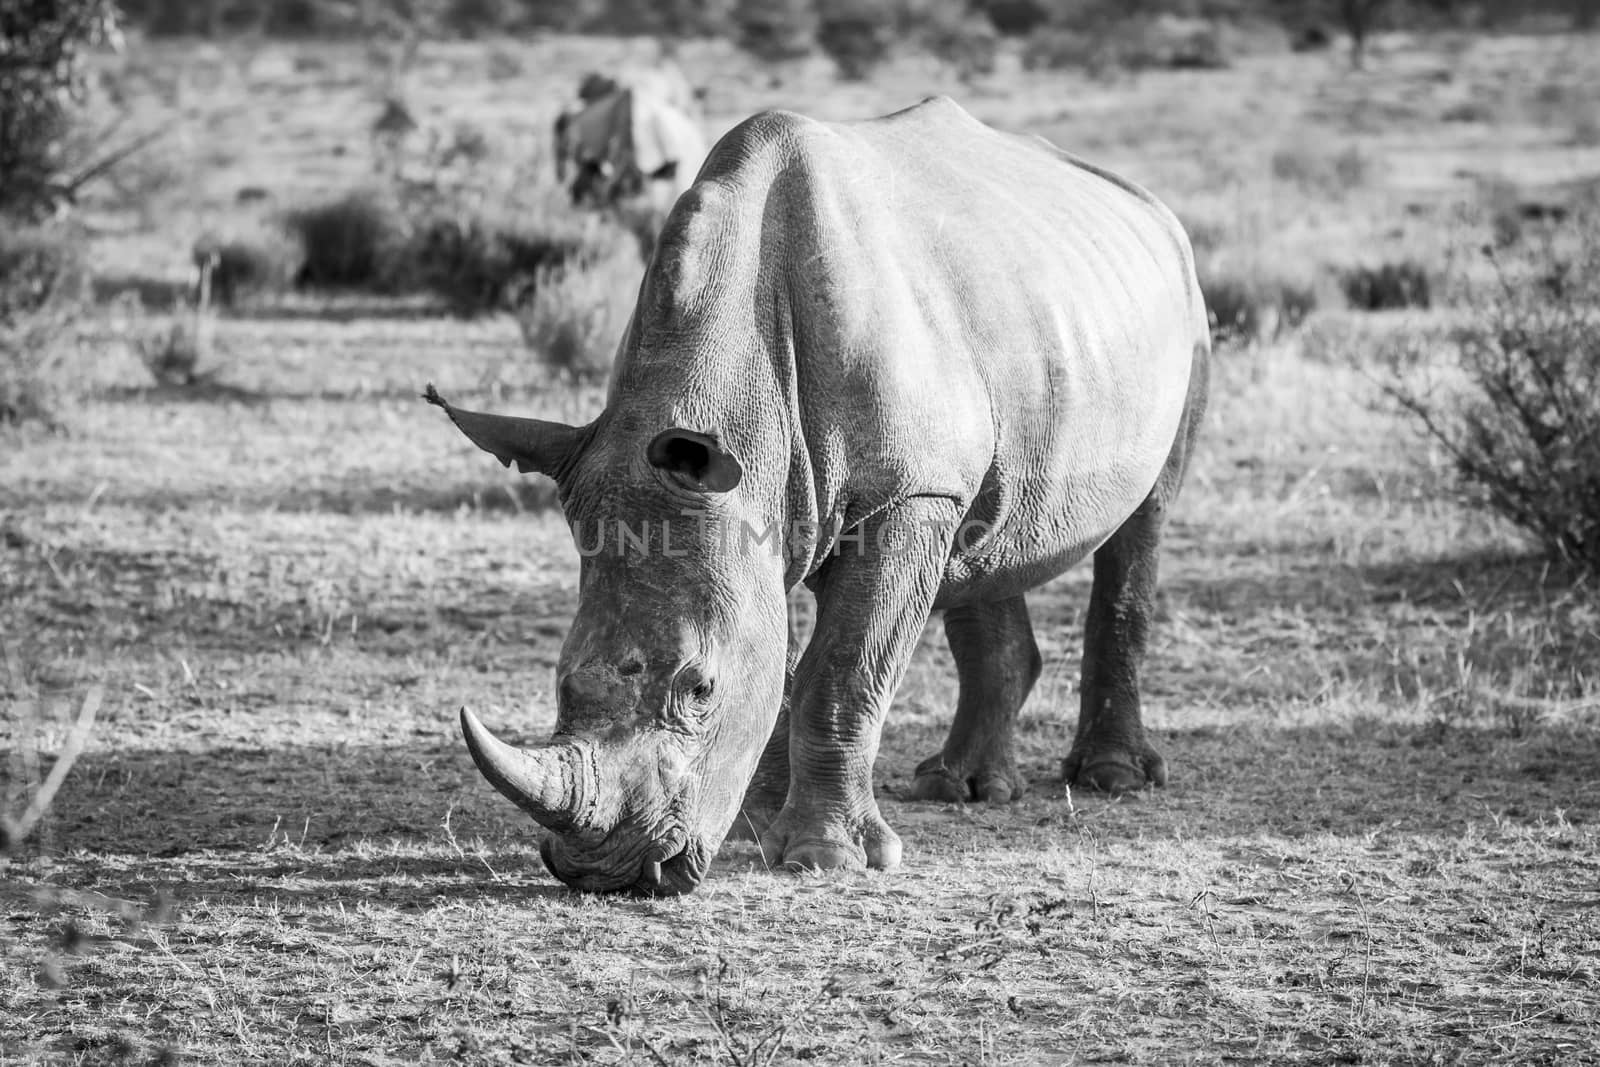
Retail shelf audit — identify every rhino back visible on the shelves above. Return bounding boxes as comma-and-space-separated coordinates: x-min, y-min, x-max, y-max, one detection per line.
620, 98, 1207, 595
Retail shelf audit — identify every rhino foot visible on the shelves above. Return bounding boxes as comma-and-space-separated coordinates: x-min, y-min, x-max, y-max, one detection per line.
759, 806, 903, 872
1062, 742, 1167, 794
909, 753, 1025, 804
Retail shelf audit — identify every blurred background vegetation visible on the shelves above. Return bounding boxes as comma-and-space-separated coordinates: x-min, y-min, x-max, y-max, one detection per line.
105, 0, 1597, 41
102, 0, 1600, 75
2, 0, 1598, 556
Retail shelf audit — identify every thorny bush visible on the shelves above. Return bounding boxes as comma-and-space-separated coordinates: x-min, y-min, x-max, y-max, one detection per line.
1384, 226, 1600, 571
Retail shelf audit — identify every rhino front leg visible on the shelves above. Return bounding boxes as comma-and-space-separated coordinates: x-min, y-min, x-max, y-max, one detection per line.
761, 498, 960, 872
729, 633, 799, 843
910, 596, 1040, 803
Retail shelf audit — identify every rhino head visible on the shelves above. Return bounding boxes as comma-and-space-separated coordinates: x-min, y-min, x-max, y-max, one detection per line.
424, 385, 789, 895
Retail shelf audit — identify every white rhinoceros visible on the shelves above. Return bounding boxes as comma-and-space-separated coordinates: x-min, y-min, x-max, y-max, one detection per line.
427, 97, 1210, 894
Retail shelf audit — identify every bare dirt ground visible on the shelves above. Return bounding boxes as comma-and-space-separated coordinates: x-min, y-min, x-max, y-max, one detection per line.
4, 29, 1600, 1067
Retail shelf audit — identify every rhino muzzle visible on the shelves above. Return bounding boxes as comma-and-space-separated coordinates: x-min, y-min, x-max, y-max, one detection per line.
539, 833, 708, 896
460, 708, 710, 894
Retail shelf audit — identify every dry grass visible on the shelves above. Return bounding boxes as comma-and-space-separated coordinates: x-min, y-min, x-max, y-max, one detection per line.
513, 239, 643, 381
2, 28, 1599, 1067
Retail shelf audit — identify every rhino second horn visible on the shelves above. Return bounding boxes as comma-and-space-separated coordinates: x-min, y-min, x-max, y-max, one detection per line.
459, 708, 594, 834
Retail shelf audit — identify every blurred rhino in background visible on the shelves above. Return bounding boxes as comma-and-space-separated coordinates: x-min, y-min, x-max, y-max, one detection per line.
553, 63, 708, 218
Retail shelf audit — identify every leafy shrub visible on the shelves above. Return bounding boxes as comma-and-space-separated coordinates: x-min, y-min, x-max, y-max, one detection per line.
135, 315, 208, 386
1200, 261, 1318, 345
1383, 234, 1600, 571
903, 0, 999, 78
1339, 260, 1432, 311
284, 190, 407, 289
733, 0, 818, 62
1136, 15, 1227, 70
1441, 100, 1495, 124
513, 243, 642, 381
443, 0, 526, 36
575, 0, 734, 36
1021, 9, 1226, 75
979, 0, 1051, 36
817, 0, 895, 80
403, 201, 636, 315
262, 0, 325, 34
0, 1, 120, 220
1289, 22, 1332, 51
1021, 26, 1116, 75
281, 179, 644, 314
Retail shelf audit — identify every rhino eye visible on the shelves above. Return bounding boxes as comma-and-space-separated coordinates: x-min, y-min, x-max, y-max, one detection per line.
679, 669, 714, 704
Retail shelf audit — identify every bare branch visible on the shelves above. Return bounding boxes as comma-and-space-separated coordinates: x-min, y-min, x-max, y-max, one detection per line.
0, 686, 102, 853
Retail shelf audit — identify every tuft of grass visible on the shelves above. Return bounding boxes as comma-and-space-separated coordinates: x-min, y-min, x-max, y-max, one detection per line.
512, 241, 641, 381
0, 225, 89, 428
1270, 141, 1375, 196
1179, 216, 1229, 260
1339, 260, 1432, 311
1296, 312, 1446, 368
192, 223, 302, 308
134, 315, 210, 386
0, 306, 80, 428
0, 225, 87, 322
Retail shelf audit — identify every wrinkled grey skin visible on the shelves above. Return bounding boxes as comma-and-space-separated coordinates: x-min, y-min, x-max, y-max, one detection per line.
427, 97, 1210, 895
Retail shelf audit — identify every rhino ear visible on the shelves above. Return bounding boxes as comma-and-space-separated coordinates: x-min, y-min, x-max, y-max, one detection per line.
647, 429, 742, 493
424, 384, 586, 479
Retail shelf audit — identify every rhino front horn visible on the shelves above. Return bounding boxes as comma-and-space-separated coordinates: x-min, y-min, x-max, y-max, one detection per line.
459, 708, 596, 835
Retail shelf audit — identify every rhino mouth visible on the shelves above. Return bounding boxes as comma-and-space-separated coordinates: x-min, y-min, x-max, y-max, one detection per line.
540, 832, 709, 896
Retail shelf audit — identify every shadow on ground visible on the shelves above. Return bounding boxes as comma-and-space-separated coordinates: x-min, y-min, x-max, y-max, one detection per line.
26, 716, 1598, 884
4, 471, 562, 518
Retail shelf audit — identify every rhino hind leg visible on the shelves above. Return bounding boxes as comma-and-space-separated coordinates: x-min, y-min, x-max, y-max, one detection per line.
729, 703, 790, 843
1064, 340, 1210, 794
910, 596, 1040, 804
1060, 498, 1172, 793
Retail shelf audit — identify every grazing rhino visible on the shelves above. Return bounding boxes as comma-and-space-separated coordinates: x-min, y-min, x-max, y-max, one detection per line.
553, 71, 707, 214
427, 97, 1209, 895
